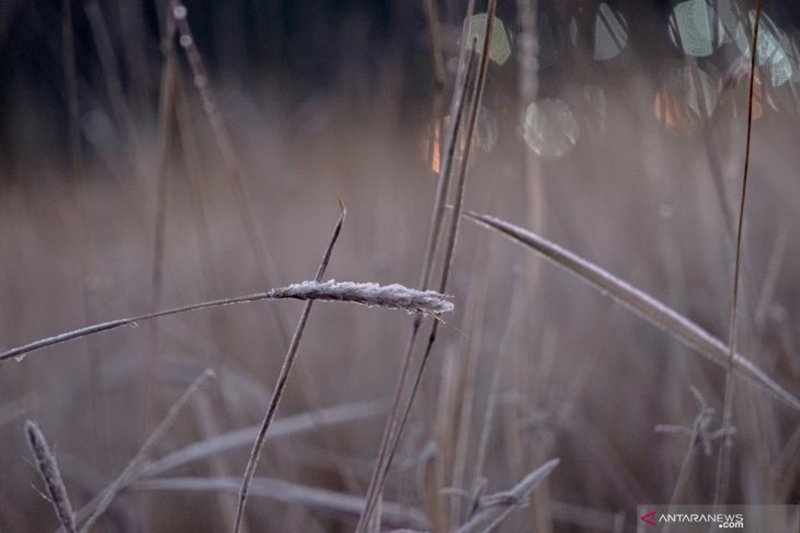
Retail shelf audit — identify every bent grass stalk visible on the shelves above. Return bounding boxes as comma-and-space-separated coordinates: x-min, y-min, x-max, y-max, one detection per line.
465, 211, 800, 412
0, 283, 452, 365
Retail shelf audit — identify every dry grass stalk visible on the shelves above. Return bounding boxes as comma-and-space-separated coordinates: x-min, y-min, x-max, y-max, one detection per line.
515, 0, 546, 290
170, 0, 291, 347
715, 0, 765, 507
140, 0, 182, 458
84, 1, 142, 167
77, 368, 215, 532
473, 269, 524, 487
754, 224, 789, 329
63, 399, 381, 530
26, 421, 77, 533
61, 0, 110, 475
422, 0, 445, 90
656, 388, 719, 506
189, 392, 240, 531
418, 0, 479, 295
356, 5, 479, 528
151, 0, 179, 314
62, 0, 84, 186
0, 282, 452, 364
466, 211, 800, 412
513, 6, 551, 529
132, 476, 430, 531
232, 206, 346, 533
170, 1, 235, 173
358, 4, 495, 528
456, 458, 560, 533
447, 238, 493, 527
363, 3, 499, 528
140, 400, 385, 478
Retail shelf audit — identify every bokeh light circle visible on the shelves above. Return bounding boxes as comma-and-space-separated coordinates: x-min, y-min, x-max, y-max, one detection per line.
523, 98, 580, 157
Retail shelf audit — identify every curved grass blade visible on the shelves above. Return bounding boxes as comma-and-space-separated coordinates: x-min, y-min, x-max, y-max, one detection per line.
139, 400, 385, 477
131, 476, 430, 531
466, 211, 800, 412
78, 368, 215, 532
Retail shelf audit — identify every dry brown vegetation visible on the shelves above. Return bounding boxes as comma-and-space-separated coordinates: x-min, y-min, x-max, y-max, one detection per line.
1, 0, 799, 531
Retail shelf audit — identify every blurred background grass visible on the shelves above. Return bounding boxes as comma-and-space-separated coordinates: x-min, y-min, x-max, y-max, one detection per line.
1, 1, 799, 531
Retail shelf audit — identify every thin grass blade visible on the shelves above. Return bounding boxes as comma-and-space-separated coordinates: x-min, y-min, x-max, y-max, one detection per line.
232, 205, 345, 533
140, 400, 385, 477
132, 476, 430, 531
466, 211, 800, 412
77, 368, 215, 532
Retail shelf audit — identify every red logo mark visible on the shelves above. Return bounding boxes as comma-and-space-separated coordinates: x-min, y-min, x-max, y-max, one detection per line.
640, 511, 657, 526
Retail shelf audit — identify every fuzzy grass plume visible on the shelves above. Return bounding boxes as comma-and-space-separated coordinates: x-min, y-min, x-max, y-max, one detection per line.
0, 282, 453, 364
25, 421, 77, 533
270, 281, 454, 316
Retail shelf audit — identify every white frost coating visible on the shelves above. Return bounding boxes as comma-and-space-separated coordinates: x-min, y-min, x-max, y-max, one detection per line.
269, 280, 454, 316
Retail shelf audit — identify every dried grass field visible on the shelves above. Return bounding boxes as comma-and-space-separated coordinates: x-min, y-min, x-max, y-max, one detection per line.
1, 1, 799, 531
